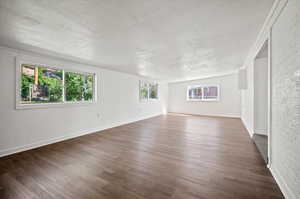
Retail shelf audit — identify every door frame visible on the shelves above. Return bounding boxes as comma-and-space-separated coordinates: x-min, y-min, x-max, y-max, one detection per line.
267, 30, 272, 168
253, 30, 272, 168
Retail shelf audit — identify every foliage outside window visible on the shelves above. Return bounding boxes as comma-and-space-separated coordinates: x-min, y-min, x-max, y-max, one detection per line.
139, 81, 158, 101
187, 85, 219, 101
21, 65, 63, 103
149, 84, 158, 99
140, 81, 149, 100
20, 64, 95, 105
65, 72, 94, 102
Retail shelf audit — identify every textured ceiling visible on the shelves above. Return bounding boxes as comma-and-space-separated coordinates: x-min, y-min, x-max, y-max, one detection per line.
0, 0, 274, 82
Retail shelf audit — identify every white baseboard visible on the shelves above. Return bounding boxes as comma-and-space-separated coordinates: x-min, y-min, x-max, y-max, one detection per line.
270, 166, 296, 199
201, 113, 241, 118
254, 129, 268, 136
241, 117, 254, 137
168, 112, 241, 119
0, 113, 162, 158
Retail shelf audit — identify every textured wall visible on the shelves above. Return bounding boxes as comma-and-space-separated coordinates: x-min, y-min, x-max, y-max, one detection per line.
271, 0, 300, 197
240, 0, 299, 197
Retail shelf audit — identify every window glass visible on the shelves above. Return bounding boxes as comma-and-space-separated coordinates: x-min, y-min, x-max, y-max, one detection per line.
140, 81, 149, 100
149, 84, 158, 99
19, 63, 95, 107
21, 64, 63, 104
65, 72, 94, 102
203, 86, 218, 100
140, 81, 158, 101
187, 85, 219, 101
188, 86, 202, 100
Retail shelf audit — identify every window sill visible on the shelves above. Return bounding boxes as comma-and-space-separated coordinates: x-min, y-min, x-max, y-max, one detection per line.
140, 98, 159, 102
16, 101, 97, 110
187, 99, 219, 102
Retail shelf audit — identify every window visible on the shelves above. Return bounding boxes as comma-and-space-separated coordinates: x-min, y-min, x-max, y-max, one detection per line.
139, 81, 149, 100
149, 83, 158, 99
188, 86, 203, 100
203, 86, 218, 100
139, 81, 158, 101
21, 65, 63, 103
17, 62, 96, 109
187, 85, 219, 101
65, 72, 94, 102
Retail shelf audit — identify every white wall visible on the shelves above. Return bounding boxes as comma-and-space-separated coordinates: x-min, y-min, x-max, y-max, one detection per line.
168, 73, 241, 118
0, 46, 168, 157
254, 57, 268, 135
271, 0, 300, 198
241, 58, 255, 135
241, 0, 299, 198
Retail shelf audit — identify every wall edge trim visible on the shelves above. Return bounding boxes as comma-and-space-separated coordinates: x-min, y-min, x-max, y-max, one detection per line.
241, 117, 254, 138
168, 112, 241, 119
270, 166, 297, 199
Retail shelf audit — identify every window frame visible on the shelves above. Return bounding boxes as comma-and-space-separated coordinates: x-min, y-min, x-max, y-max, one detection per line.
139, 80, 159, 101
186, 84, 220, 102
16, 56, 97, 110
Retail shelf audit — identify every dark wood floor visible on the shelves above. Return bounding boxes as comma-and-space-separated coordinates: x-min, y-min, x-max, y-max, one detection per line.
0, 114, 284, 199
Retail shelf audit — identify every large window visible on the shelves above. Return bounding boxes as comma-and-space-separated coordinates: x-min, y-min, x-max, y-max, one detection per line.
139, 81, 158, 101
187, 85, 219, 101
18, 62, 96, 108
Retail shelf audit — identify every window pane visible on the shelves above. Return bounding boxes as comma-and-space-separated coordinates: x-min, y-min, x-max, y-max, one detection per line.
140, 81, 149, 100
21, 64, 63, 104
203, 86, 218, 99
188, 87, 202, 100
149, 84, 158, 99
65, 72, 94, 102
84, 74, 94, 101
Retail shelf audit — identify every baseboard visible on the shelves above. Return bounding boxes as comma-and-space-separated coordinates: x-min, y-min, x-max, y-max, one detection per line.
254, 129, 268, 136
270, 166, 296, 199
241, 117, 254, 138
0, 113, 162, 158
168, 112, 241, 119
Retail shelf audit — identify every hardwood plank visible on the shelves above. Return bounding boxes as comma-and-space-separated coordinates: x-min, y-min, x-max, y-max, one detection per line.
0, 114, 284, 199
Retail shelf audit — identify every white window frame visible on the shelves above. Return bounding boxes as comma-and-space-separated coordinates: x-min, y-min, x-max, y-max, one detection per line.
139, 80, 159, 101
16, 56, 97, 110
186, 84, 220, 102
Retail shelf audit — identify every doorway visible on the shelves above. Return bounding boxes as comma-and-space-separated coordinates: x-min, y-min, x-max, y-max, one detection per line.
253, 40, 269, 164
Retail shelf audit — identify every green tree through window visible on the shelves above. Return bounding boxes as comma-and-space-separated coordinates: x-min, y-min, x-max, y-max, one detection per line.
20, 64, 94, 104
139, 81, 158, 100
65, 72, 93, 102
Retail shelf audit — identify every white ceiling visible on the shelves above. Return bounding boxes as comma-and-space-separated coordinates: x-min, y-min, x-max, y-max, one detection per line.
0, 0, 274, 82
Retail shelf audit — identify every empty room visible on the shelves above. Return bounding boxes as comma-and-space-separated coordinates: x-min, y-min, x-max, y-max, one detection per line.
0, 0, 299, 199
